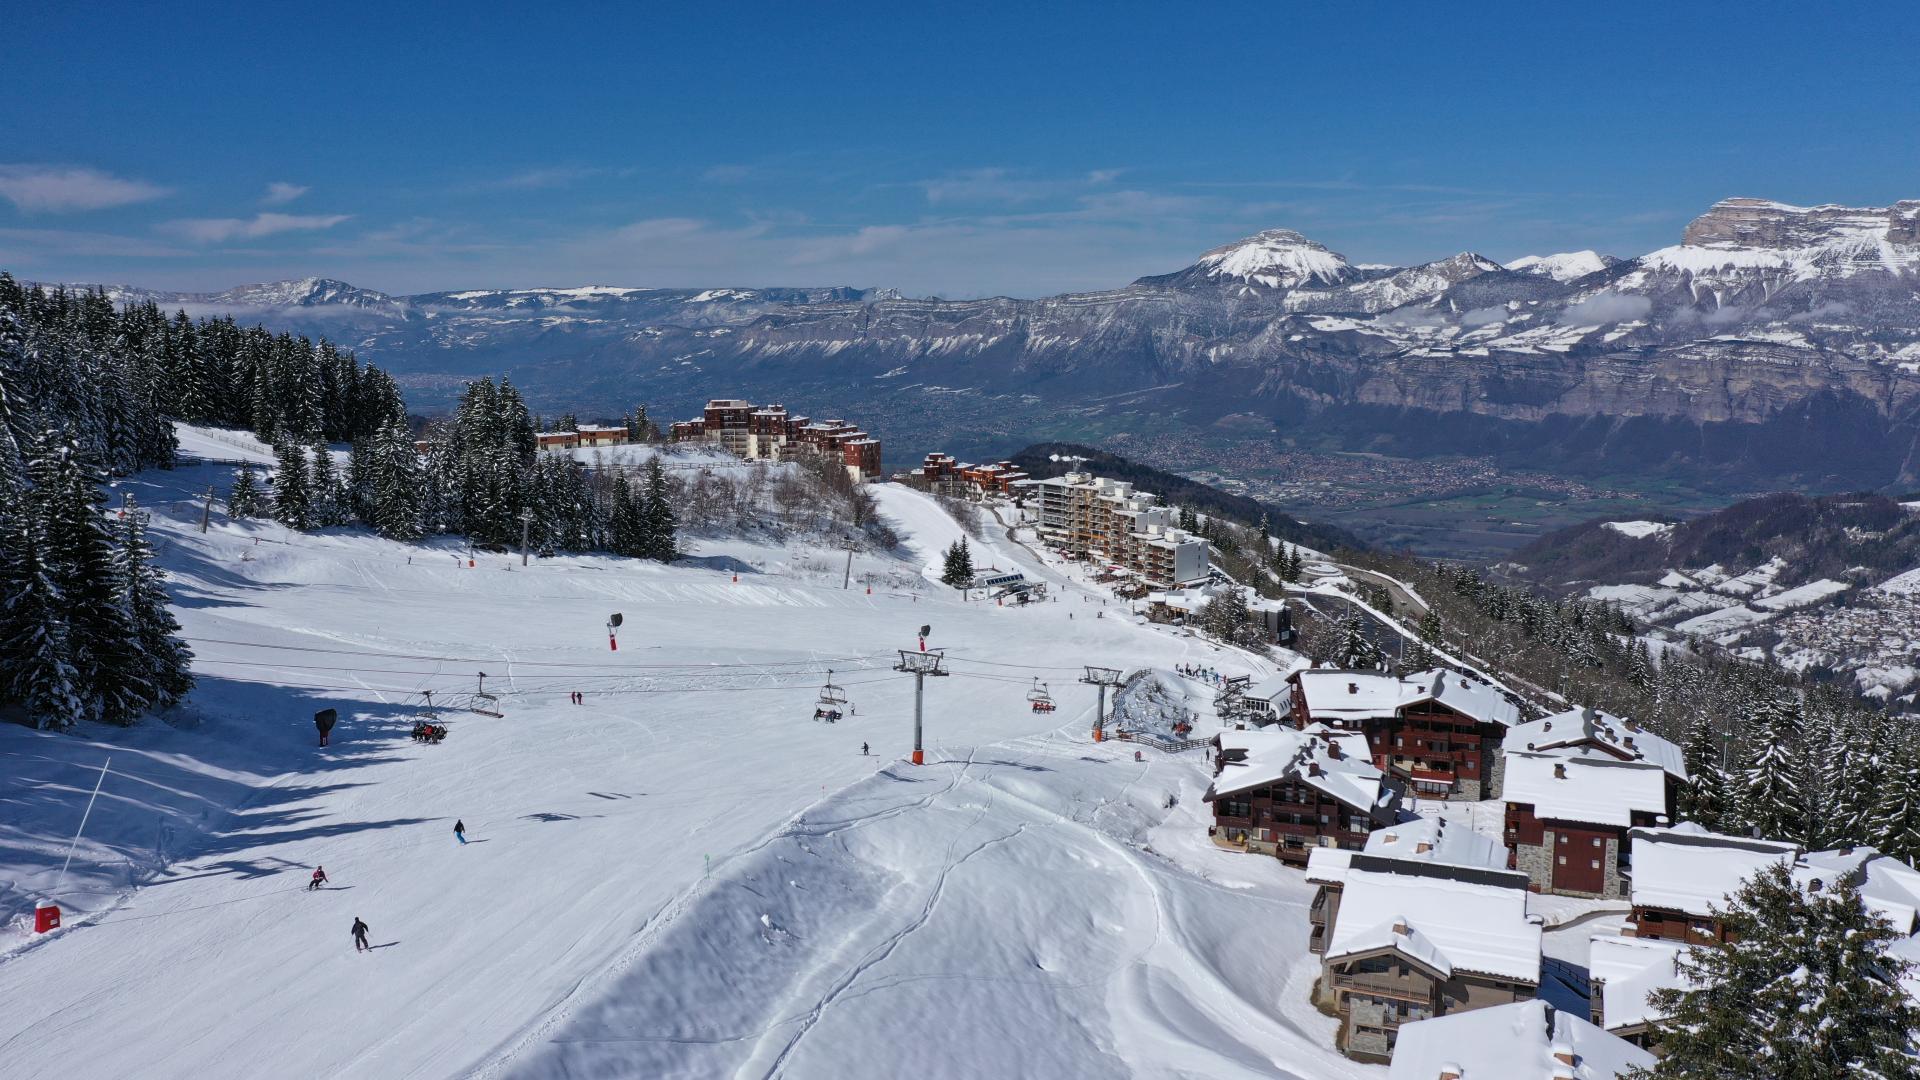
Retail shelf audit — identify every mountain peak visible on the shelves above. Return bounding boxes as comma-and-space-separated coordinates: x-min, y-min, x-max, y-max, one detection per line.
1505, 250, 1618, 282
217, 277, 397, 307
1189, 228, 1355, 289
1680, 197, 1919, 251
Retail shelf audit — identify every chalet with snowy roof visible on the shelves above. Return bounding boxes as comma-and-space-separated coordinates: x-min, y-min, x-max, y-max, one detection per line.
1794, 845, 1920, 935
1286, 667, 1521, 800
1145, 583, 1291, 645
919, 452, 1029, 496
1626, 824, 1798, 943
574, 424, 628, 447
1587, 933, 1692, 1049
1204, 727, 1402, 865
1495, 707, 1686, 804
1502, 754, 1672, 898
1317, 863, 1542, 1061
1387, 999, 1654, 1080
1305, 815, 1520, 956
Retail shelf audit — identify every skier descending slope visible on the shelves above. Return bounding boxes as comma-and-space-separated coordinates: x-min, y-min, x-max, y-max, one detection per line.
454, 820, 467, 845
351, 918, 370, 953
308, 867, 328, 891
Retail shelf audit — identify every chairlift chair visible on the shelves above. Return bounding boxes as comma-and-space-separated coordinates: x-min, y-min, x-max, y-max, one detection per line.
1028, 680, 1056, 713
818, 670, 848, 707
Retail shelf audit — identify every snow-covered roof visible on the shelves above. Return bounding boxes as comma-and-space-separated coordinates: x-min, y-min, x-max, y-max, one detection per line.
1507, 708, 1687, 783
1629, 824, 1798, 917
1795, 847, 1920, 933
1588, 934, 1692, 1033
1401, 668, 1521, 728
1387, 999, 1655, 1080
1209, 726, 1392, 815
1325, 867, 1541, 982
1304, 814, 1510, 886
1246, 674, 1293, 704
1294, 670, 1407, 719
1502, 753, 1668, 828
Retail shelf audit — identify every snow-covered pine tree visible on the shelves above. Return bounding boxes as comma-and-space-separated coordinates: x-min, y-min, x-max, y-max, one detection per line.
33, 434, 148, 725
1741, 689, 1809, 842
271, 438, 313, 530
115, 506, 193, 710
1336, 609, 1386, 670
1868, 733, 1920, 863
1680, 712, 1732, 830
1632, 863, 1920, 1080
940, 538, 975, 587
641, 457, 676, 562
307, 441, 346, 527
608, 478, 641, 557
227, 464, 265, 518
369, 421, 425, 541
0, 511, 86, 730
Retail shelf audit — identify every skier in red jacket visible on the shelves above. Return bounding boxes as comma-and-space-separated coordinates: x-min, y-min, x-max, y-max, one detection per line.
308, 867, 328, 891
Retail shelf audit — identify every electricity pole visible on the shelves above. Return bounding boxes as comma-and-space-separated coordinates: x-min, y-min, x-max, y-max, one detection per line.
842, 541, 856, 589
1081, 665, 1124, 742
894, 649, 948, 765
519, 508, 533, 566
200, 485, 214, 533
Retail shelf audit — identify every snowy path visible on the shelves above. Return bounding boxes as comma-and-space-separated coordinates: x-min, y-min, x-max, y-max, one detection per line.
0, 437, 1325, 1079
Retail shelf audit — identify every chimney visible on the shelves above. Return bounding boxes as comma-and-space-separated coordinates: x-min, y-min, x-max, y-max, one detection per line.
1382, 831, 1399, 845
1438, 1065, 1463, 1080
1551, 1040, 1575, 1066
1348, 682, 1359, 694
1625, 717, 1642, 732
1327, 740, 1343, 760
1542, 720, 1553, 732
1308, 762, 1324, 777
1623, 736, 1637, 751
1391, 916, 1410, 936
1553, 763, 1568, 780
1415, 841, 1432, 854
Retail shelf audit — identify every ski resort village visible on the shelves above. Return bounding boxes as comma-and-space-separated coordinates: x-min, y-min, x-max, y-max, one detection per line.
3, 291, 1919, 1080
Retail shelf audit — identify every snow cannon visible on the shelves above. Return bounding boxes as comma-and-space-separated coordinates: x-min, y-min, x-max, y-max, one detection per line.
34, 900, 60, 934
607, 612, 623, 651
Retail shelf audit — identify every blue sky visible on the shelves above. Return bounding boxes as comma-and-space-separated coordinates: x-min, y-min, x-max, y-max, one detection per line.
4, 2, 1916, 298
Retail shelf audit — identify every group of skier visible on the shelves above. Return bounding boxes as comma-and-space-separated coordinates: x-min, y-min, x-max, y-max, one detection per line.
331, 819, 473, 953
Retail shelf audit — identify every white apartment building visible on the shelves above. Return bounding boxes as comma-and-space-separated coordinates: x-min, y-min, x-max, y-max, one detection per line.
1019, 472, 1209, 587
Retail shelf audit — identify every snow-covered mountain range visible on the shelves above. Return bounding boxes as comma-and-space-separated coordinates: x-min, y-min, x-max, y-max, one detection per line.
48, 196, 1920, 488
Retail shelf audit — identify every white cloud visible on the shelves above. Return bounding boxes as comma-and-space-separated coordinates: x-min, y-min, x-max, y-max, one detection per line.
0, 164, 170, 213
261, 182, 309, 205
161, 212, 352, 244
1558, 292, 1652, 325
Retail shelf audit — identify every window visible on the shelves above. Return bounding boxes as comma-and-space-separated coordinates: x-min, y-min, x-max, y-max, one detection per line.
1591, 859, 1601, 870
1557, 834, 1568, 845
1558, 855, 1567, 866
1592, 837, 1602, 847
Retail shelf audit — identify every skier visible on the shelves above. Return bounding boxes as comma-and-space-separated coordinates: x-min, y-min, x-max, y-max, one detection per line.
309, 866, 328, 891
454, 819, 467, 845
351, 917, 370, 953
861, 742, 870, 756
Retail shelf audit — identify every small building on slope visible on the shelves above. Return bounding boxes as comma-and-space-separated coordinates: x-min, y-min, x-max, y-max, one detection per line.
1387, 999, 1655, 1080
1586, 933, 1692, 1049
1318, 864, 1542, 1061
1626, 824, 1799, 943
1305, 814, 1519, 956
1287, 667, 1521, 800
1501, 753, 1671, 898
1204, 727, 1402, 865
1497, 706, 1687, 805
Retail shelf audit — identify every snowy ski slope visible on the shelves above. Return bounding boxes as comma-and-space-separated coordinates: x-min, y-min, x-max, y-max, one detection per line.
0, 427, 1370, 1079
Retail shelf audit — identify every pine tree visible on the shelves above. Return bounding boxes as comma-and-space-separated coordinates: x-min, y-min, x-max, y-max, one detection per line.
307, 441, 345, 526
0, 505, 85, 730
1681, 712, 1732, 830
369, 422, 425, 541
1336, 609, 1386, 670
941, 538, 975, 587
1632, 864, 1920, 1080
1869, 734, 1920, 862
641, 457, 676, 562
115, 505, 193, 710
271, 439, 312, 530
227, 464, 265, 518
34, 435, 147, 725
1742, 690, 1809, 842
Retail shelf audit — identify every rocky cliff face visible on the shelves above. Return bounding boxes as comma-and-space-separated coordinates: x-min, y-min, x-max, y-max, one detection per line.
50, 197, 1920, 488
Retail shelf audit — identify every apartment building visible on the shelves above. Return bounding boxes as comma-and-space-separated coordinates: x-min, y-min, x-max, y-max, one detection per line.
668, 398, 883, 480
1018, 471, 1209, 587
920, 452, 1030, 496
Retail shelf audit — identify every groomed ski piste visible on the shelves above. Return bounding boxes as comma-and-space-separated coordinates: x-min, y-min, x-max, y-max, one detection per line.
0, 426, 1377, 1080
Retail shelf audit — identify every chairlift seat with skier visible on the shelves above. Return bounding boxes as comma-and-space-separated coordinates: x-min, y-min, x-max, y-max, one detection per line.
1027, 679, 1056, 713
